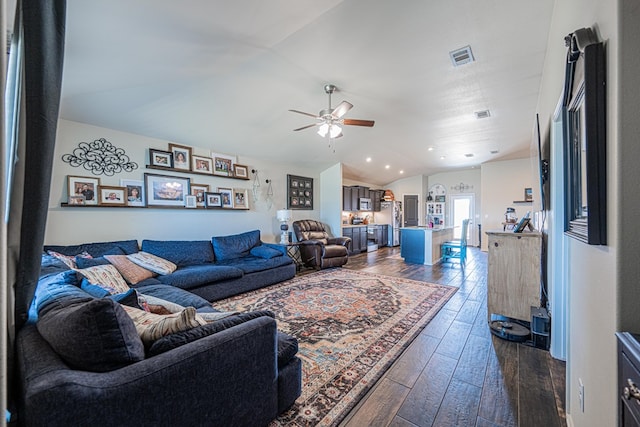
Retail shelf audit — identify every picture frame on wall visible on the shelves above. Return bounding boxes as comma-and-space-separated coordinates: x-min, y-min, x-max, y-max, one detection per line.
149, 149, 173, 168
233, 188, 248, 209
67, 175, 101, 205
168, 143, 192, 171
185, 195, 197, 209
287, 174, 313, 210
211, 152, 236, 176
192, 155, 213, 174
190, 183, 209, 207
98, 186, 126, 206
120, 179, 145, 207
144, 173, 190, 207
232, 164, 249, 179
205, 192, 223, 208
217, 187, 234, 208
68, 195, 85, 205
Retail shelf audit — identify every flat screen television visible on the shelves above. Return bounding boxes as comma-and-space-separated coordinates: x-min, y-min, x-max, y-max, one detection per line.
530, 113, 549, 213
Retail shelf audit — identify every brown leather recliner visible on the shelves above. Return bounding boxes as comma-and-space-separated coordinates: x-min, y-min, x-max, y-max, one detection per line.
292, 220, 351, 269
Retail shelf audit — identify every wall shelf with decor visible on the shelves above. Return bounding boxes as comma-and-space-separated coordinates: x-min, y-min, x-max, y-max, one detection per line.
145, 165, 250, 180
512, 200, 533, 204
60, 203, 249, 211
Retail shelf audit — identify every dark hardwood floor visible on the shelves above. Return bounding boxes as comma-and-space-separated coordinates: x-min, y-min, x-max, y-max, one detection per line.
336, 246, 566, 427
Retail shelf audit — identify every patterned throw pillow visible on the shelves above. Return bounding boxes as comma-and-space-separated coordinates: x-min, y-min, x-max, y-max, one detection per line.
47, 250, 92, 269
77, 264, 130, 295
126, 252, 177, 275
104, 255, 155, 284
121, 305, 206, 345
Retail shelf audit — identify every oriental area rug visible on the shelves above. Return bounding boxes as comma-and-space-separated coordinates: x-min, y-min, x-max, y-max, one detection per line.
215, 269, 457, 426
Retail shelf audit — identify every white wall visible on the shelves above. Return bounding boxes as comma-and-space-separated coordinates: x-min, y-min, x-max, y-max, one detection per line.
480, 158, 534, 251
46, 120, 324, 245
320, 163, 343, 236
535, 0, 622, 425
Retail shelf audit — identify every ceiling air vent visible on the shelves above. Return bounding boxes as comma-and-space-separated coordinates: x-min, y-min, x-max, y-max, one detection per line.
465, 153, 474, 158
490, 150, 499, 154
450, 45, 474, 67
475, 110, 491, 119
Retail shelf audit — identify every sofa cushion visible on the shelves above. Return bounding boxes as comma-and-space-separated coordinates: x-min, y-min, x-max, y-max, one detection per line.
77, 264, 130, 294
127, 252, 177, 275
32, 270, 87, 317
121, 305, 205, 346
75, 256, 111, 269
44, 240, 139, 257
157, 264, 243, 290
104, 254, 155, 284
277, 332, 299, 369
79, 279, 143, 308
216, 255, 293, 274
147, 310, 275, 356
141, 240, 215, 267
132, 282, 215, 310
250, 245, 283, 259
211, 229, 261, 261
36, 297, 145, 372
39, 253, 71, 276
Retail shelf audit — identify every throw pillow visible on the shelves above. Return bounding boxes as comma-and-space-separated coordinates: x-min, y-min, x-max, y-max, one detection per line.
250, 245, 283, 259
77, 264, 130, 294
121, 305, 206, 345
126, 252, 177, 275
147, 310, 275, 356
47, 250, 92, 269
75, 256, 111, 269
36, 298, 145, 372
211, 229, 261, 261
104, 254, 155, 284
138, 294, 186, 314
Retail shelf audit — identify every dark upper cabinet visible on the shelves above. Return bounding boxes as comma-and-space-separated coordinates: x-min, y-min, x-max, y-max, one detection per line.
372, 189, 383, 211
343, 186, 352, 211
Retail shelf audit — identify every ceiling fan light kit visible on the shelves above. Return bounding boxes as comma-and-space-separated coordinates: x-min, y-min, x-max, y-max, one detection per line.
289, 84, 374, 140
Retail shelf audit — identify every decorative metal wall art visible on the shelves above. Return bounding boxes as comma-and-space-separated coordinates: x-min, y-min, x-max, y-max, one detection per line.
62, 138, 138, 176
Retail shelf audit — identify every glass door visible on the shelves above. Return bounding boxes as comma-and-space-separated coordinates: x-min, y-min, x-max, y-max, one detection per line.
450, 194, 475, 245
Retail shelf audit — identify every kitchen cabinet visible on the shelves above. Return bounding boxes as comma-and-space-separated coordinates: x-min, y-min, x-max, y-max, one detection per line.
342, 226, 367, 254
343, 186, 353, 211
372, 189, 384, 211
486, 231, 542, 322
376, 225, 389, 247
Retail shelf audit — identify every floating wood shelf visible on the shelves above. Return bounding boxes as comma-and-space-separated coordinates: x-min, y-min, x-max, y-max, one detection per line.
145, 165, 250, 180
60, 203, 248, 210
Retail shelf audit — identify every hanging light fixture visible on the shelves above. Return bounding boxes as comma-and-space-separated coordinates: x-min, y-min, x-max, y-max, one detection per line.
317, 122, 342, 139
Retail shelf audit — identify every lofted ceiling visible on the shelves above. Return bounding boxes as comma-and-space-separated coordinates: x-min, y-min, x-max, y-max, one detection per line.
57, 0, 554, 186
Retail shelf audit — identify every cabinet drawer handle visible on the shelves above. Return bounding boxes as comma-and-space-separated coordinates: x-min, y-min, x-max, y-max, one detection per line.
624, 379, 640, 403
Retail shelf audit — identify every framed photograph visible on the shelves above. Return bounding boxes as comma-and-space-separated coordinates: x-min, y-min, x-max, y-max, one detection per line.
190, 183, 209, 207
205, 192, 223, 208
68, 195, 85, 205
233, 164, 249, 179
524, 187, 533, 202
149, 149, 173, 168
287, 174, 313, 210
68, 175, 101, 205
144, 173, 190, 207
120, 179, 144, 207
213, 156, 232, 176
185, 195, 197, 208
233, 188, 248, 209
98, 185, 126, 206
168, 144, 192, 171
192, 155, 213, 174
217, 187, 234, 208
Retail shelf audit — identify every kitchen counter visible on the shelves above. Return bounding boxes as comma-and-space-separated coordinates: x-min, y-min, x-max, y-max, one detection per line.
400, 226, 454, 265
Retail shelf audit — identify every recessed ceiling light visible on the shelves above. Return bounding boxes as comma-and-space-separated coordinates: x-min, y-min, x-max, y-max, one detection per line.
440, 156, 446, 160
385, 165, 390, 169
428, 147, 434, 152
399, 170, 404, 174
366, 157, 372, 162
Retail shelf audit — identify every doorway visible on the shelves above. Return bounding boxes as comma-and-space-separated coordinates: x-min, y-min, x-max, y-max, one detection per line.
403, 195, 419, 227
450, 194, 475, 246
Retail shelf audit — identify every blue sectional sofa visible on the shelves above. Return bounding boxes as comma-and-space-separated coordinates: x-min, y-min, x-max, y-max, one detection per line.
17, 231, 302, 427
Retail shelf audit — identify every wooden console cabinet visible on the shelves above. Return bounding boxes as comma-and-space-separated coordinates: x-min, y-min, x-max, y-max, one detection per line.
486, 231, 542, 322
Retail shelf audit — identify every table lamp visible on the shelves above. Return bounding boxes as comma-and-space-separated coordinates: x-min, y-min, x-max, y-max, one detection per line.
276, 209, 292, 244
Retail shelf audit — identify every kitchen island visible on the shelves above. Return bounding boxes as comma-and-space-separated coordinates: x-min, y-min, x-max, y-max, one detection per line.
400, 226, 454, 265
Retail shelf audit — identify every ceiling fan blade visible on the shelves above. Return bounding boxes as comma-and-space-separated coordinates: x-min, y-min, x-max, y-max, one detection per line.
331, 101, 353, 119
293, 123, 319, 131
343, 118, 375, 127
289, 109, 319, 119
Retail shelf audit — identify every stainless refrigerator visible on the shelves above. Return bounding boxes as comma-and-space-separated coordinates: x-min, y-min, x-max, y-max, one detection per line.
376, 201, 402, 246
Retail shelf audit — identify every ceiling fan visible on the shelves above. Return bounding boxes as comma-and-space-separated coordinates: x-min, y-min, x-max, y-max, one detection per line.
289, 84, 375, 139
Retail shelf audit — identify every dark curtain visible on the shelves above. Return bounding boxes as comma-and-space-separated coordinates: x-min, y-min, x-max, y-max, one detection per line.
12, 0, 66, 329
